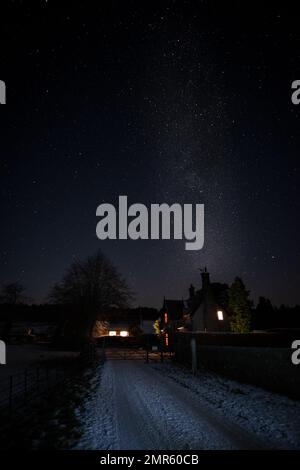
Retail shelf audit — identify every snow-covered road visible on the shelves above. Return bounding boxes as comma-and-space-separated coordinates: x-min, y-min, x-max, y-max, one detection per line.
76, 360, 300, 450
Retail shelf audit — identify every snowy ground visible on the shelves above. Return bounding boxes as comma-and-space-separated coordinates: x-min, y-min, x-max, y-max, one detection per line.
0, 344, 79, 379
75, 359, 300, 450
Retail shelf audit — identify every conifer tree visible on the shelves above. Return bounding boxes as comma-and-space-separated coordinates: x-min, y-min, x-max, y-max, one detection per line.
228, 277, 252, 333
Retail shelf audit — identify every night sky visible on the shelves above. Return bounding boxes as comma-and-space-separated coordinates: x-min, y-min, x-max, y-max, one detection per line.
1, 1, 300, 308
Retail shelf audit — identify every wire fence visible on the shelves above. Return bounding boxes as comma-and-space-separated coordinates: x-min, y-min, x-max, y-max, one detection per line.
0, 345, 98, 420
0, 343, 171, 421
0, 365, 74, 419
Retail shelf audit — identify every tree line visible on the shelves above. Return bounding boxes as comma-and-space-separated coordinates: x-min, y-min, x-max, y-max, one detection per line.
207, 277, 300, 333
0, 252, 299, 344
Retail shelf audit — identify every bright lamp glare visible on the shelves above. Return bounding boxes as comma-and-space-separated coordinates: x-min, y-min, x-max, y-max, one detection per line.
109, 331, 117, 336
120, 330, 129, 337
217, 310, 224, 321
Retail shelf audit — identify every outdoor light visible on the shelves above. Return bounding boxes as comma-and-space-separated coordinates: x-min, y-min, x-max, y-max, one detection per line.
109, 331, 117, 336
217, 310, 224, 321
120, 330, 129, 337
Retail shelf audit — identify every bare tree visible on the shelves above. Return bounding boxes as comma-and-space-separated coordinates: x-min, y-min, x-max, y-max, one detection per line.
49, 251, 133, 343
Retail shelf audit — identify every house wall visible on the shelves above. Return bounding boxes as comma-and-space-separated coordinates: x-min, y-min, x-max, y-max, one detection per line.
192, 297, 230, 332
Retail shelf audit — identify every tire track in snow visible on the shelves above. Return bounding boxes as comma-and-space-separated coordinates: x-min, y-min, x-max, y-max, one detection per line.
77, 360, 266, 450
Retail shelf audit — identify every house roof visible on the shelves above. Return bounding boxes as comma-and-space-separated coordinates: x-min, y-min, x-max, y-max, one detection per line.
187, 283, 229, 317
187, 291, 203, 314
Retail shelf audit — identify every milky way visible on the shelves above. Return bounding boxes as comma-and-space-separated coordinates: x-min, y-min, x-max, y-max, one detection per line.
0, 3, 299, 307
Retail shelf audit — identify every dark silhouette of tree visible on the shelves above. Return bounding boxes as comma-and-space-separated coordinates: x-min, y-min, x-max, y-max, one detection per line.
0, 281, 27, 304
253, 296, 275, 329
228, 277, 252, 333
49, 251, 133, 344
0, 281, 28, 342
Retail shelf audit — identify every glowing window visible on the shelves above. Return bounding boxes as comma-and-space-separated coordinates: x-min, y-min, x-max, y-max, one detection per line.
109, 331, 117, 336
164, 313, 168, 324
165, 333, 169, 346
120, 330, 129, 337
217, 310, 224, 321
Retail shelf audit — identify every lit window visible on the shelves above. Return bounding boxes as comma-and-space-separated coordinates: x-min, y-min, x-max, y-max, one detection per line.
217, 310, 224, 321
164, 313, 168, 324
165, 333, 169, 347
109, 330, 117, 336
120, 330, 129, 337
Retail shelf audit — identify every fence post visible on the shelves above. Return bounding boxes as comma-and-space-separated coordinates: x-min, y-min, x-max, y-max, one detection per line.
46, 367, 49, 387
36, 367, 40, 391
160, 350, 164, 363
191, 337, 197, 375
24, 369, 28, 403
9, 375, 13, 416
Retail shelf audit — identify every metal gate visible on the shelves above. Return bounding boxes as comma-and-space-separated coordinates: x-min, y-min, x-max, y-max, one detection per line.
103, 347, 170, 362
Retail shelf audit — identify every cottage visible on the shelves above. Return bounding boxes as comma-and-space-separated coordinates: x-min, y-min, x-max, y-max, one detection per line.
107, 323, 130, 337
92, 307, 158, 338
93, 321, 130, 337
189, 268, 230, 332
159, 298, 187, 348
160, 268, 230, 335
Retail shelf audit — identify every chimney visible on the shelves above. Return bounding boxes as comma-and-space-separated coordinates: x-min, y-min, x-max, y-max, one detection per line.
201, 267, 210, 292
189, 284, 195, 299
